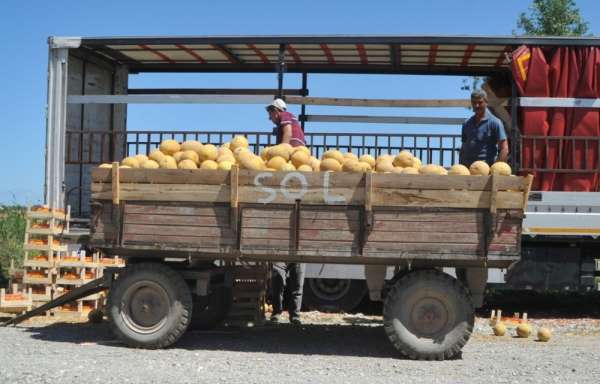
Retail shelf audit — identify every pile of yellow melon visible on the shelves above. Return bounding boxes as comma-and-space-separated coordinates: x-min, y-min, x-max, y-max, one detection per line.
98, 135, 512, 176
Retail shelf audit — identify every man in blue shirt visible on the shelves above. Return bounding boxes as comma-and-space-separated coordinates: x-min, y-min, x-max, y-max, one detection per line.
460, 90, 509, 167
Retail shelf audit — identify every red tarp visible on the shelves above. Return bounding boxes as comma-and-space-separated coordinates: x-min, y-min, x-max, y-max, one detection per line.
512, 46, 600, 191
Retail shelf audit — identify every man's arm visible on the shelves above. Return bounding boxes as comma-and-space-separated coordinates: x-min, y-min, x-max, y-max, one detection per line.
497, 139, 509, 162
281, 124, 292, 144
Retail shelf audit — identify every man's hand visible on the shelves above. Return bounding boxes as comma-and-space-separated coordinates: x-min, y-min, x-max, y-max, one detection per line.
498, 140, 509, 162
281, 124, 292, 145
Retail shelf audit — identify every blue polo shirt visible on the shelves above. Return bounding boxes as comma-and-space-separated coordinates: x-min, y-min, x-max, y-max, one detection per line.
460, 109, 507, 166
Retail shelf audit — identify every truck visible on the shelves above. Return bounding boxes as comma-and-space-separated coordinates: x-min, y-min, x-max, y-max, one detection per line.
5, 35, 600, 360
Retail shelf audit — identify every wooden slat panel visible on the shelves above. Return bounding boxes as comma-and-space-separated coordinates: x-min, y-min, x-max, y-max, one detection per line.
372, 219, 520, 233
373, 174, 526, 191
124, 213, 230, 227
241, 238, 294, 248
300, 209, 361, 220
242, 209, 294, 219
92, 168, 229, 184
123, 223, 234, 238
372, 209, 483, 222
241, 228, 291, 240
125, 204, 229, 217
371, 190, 523, 209
123, 234, 236, 247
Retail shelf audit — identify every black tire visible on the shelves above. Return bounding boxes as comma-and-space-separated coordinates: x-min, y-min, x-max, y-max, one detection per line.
107, 262, 192, 349
87, 308, 104, 324
383, 269, 474, 360
302, 278, 367, 313
189, 286, 232, 330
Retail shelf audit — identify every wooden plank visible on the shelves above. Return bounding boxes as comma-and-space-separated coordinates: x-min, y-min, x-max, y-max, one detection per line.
92, 168, 230, 184
125, 204, 229, 217
122, 234, 237, 247
241, 228, 291, 240
299, 229, 359, 242
300, 209, 361, 221
242, 209, 293, 219
124, 213, 230, 227
241, 238, 294, 248
230, 166, 239, 208
373, 174, 526, 191
285, 96, 471, 108
238, 170, 364, 188
371, 190, 523, 209
371, 209, 521, 222
92, 184, 230, 202
123, 223, 235, 238
490, 173, 498, 214
367, 230, 517, 245
112, 163, 120, 205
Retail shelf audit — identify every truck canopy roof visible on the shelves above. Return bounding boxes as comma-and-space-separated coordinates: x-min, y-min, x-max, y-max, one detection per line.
52, 34, 600, 76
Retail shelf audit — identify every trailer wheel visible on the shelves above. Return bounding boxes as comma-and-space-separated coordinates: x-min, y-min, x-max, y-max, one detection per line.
190, 286, 232, 330
383, 269, 474, 360
107, 262, 192, 349
302, 278, 367, 312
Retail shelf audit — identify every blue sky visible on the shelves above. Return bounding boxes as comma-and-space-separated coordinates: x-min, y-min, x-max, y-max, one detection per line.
0, 0, 598, 204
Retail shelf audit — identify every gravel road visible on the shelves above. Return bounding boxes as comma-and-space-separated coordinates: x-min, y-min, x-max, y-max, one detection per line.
1, 313, 599, 384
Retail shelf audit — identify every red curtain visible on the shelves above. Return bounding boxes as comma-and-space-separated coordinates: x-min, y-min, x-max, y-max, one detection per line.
512, 45, 600, 191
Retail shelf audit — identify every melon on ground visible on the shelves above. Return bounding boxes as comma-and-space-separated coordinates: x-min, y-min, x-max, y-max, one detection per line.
470, 160, 490, 176
537, 327, 551, 342
516, 323, 532, 338
178, 159, 198, 169
159, 139, 180, 155
493, 322, 506, 336
320, 158, 342, 172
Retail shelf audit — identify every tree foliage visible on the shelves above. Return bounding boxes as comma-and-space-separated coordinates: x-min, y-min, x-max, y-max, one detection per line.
516, 0, 589, 36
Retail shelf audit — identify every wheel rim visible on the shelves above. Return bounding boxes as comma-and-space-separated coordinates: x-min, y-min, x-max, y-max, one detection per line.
120, 281, 170, 334
408, 297, 449, 337
308, 278, 352, 302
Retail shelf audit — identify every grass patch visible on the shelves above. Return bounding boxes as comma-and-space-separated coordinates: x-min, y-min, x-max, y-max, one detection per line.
0, 205, 26, 287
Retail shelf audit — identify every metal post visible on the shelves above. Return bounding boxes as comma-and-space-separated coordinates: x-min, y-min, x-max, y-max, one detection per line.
301, 72, 308, 131
510, 80, 520, 172
277, 44, 286, 99
45, 47, 69, 209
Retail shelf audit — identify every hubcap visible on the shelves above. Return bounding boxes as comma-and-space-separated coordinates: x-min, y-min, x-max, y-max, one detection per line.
409, 297, 449, 336
121, 281, 170, 333
309, 278, 352, 302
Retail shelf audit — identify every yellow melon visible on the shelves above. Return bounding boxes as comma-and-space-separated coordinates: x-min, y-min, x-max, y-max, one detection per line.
470, 160, 490, 176
198, 144, 218, 162
393, 150, 414, 167
217, 146, 234, 159
412, 157, 422, 168
119, 165, 131, 169
239, 153, 264, 170
181, 150, 199, 164
260, 147, 271, 161
230, 135, 249, 152
297, 164, 312, 172
402, 167, 420, 175
493, 322, 506, 336
178, 159, 198, 169
320, 158, 342, 172
218, 161, 234, 171
358, 162, 373, 172
311, 158, 321, 172
280, 163, 296, 171
268, 144, 291, 161
491, 161, 512, 176
376, 160, 394, 173
293, 146, 311, 156
420, 164, 446, 175
291, 151, 312, 168
159, 139, 180, 155
172, 151, 184, 163
134, 154, 149, 164
121, 156, 140, 168
149, 149, 166, 162
141, 159, 159, 169
359, 154, 376, 168
234, 147, 250, 160
200, 160, 218, 170
217, 154, 236, 164
323, 149, 345, 164
222, 142, 231, 149
537, 327, 551, 342
342, 159, 362, 172
181, 140, 203, 153
516, 323, 532, 338
376, 154, 394, 165
448, 164, 471, 176
392, 166, 404, 174
343, 152, 358, 162
158, 156, 177, 169
267, 156, 288, 170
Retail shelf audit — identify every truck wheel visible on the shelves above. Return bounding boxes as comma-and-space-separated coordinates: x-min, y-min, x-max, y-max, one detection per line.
303, 278, 367, 312
190, 286, 232, 330
383, 269, 474, 360
107, 262, 192, 349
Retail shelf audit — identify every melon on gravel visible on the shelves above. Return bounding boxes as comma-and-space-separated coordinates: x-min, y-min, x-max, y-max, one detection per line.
516, 323, 532, 338
267, 156, 288, 170
493, 322, 506, 336
149, 149, 166, 162
297, 164, 312, 172
159, 139, 180, 155
181, 150, 200, 164
376, 160, 394, 173
320, 158, 342, 172
402, 167, 420, 175
198, 144, 218, 162
134, 154, 149, 164
491, 161, 512, 176
158, 156, 177, 169
178, 159, 198, 169
218, 160, 234, 171
121, 157, 140, 168
181, 140, 203, 153
230, 135, 249, 152
323, 149, 345, 164
470, 160, 490, 176
359, 154, 376, 168
141, 159, 159, 169
448, 164, 471, 175
200, 160, 219, 170
291, 151, 312, 168
537, 327, 551, 342
393, 150, 414, 167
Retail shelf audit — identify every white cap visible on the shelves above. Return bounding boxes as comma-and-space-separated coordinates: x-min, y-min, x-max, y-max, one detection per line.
266, 98, 287, 111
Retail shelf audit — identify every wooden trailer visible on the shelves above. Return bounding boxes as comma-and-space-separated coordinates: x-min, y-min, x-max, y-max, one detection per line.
88, 164, 532, 360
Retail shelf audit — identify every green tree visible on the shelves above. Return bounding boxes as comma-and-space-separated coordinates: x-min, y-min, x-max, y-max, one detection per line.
516, 0, 589, 36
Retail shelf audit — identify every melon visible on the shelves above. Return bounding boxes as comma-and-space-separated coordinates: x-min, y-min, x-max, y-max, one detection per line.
297, 164, 313, 172
134, 154, 149, 164
260, 147, 271, 161
234, 147, 250, 159
269, 144, 291, 161
291, 151, 312, 168
149, 149, 166, 162
376, 154, 394, 165
448, 164, 471, 176
358, 162, 373, 172
217, 146, 234, 159
359, 154, 376, 168
172, 151, 184, 162
470, 160, 490, 176
218, 160, 234, 171
230, 135, 249, 152
420, 164, 446, 175
323, 149, 345, 164
320, 158, 342, 172
178, 159, 198, 169
198, 144, 218, 162
181, 140, 203, 153
159, 139, 180, 155
99, 163, 112, 168
238, 153, 264, 170
343, 152, 358, 162
516, 323, 532, 338
158, 156, 177, 169
200, 160, 219, 170
493, 322, 506, 336
491, 161, 512, 176
280, 163, 296, 171
392, 166, 404, 174
141, 159, 159, 169
412, 157, 422, 168
222, 142, 231, 149
217, 154, 236, 164
293, 146, 311, 156
376, 160, 394, 173
393, 150, 414, 167
181, 150, 199, 164
402, 167, 420, 175
537, 327, 552, 342
311, 158, 321, 172
121, 156, 140, 168
267, 156, 288, 170
342, 159, 362, 172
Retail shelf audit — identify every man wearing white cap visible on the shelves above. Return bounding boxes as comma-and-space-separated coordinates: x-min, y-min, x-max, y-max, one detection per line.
266, 98, 306, 147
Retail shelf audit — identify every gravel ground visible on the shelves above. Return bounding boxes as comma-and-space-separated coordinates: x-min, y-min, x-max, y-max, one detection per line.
0, 313, 599, 384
